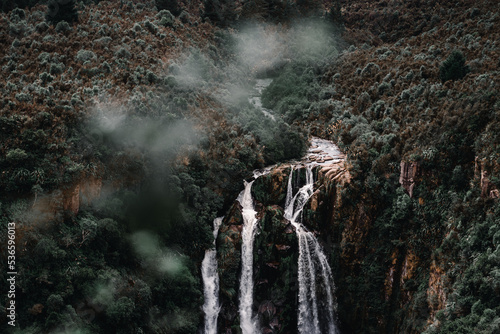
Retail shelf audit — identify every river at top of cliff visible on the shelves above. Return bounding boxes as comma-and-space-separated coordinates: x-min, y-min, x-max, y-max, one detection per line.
250, 78, 344, 168
306, 137, 344, 166
249, 78, 275, 121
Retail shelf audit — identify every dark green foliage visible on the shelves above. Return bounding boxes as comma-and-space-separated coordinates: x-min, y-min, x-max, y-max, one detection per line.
439, 50, 469, 83
434, 200, 500, 334
296, 0, 322, 16
1, 0, 37, 12
46, 0, 78, 25
262, 63, 322, 123
155, 0, 181, 16
203, 0, 237, 27
231, 100, 307, 164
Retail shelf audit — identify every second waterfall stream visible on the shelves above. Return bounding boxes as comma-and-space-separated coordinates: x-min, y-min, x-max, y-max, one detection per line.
284, 166, 339, 334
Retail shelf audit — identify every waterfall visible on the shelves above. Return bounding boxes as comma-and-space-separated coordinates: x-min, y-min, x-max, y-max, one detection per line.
238, 180, 260, 334
285, 166, 339, 334
201, 75, 344, 333
202, 217, 224, 334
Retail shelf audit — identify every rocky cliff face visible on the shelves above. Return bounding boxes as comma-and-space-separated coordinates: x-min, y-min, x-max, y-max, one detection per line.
475, 157, 500, 199
399, 161, 420, 198
31, 176, 102, 222
215, 160, 353, 333
214, 155, 488, 333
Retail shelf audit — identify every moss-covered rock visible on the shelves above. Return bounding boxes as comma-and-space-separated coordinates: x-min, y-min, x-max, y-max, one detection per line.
254, 205, 299, 333
252, 166, 291, 206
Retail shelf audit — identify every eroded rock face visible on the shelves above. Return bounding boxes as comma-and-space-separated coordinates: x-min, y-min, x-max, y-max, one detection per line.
399, 161, 420, 198
32, 176, 103, 221
251, 165, 291, 207
427, 259, 448, 327
216, 162, 343, 333
216, 201, 243, 324
254, 205, 298, 333
475, 157, 499, 198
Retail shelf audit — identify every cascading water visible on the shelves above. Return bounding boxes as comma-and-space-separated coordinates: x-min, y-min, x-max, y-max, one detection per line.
202, 217, 224, 334
202, 77, 343, 333
285, 166, 339, 334
237, 179, 260, 334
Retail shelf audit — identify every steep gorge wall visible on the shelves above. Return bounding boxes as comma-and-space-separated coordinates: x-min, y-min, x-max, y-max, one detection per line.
213, 157, 477, 333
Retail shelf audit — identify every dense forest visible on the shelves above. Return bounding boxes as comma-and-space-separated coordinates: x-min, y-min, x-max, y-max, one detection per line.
0, 0, 498, 333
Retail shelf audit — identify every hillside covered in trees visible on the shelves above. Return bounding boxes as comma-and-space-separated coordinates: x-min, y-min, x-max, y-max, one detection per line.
0, 0, 499, 333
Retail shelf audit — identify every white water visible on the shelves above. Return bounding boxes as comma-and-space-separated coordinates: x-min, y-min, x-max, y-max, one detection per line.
202, 217, 224, 334
248, 78, 276, 121
307, 137, 344, 165
285, 166, 339, 334
237, 179, 260, 334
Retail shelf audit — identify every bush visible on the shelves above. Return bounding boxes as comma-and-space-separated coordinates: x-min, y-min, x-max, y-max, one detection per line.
45, 0, 78, 25
203, 0, 237, 27
156, 9, 175, 27
6, 148, 28, 162
46, 0, 78, 25
155, 0, 181, 16
35, 21, 49, 33
76, 49, 97, 63
439, 50, 469, 82
55, 20, 71, 33
15, 92, 33, 103
49, 63, 64, 75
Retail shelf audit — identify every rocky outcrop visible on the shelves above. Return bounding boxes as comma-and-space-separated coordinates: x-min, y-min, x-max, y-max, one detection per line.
251, 165, 291, 206
399, 161, 420, 198
32, 176, 103, 222
427, 260, 448, 327
475, 157, 499, 198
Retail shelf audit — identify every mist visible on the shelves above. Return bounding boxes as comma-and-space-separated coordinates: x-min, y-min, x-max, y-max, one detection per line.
130, 230, 184, 275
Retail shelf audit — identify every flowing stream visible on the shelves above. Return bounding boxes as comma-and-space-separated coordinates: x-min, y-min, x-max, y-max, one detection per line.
201, 217, 223, 334
249, 78, 276, 121
285, 166, 339, 334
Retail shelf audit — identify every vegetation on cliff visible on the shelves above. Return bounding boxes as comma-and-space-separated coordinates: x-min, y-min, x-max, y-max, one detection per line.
263, 0, 499, 332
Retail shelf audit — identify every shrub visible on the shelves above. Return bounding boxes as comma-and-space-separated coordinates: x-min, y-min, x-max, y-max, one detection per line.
155, 0, 181, 16
15, 92, 33, 103
35, 21, 49, 33
55, 20, 71, 33
49, 63, 64, 75
76, 49, 97, 63
114, 46, 131, 59
6, 148, 28, 162
144, 20, 159, 34
203, 0, 237, 27
39, 72, 54, 83
9, 21, 28, 37
439, 50, 469, 82
156, 9, 175, 27
46, 0, 78, 25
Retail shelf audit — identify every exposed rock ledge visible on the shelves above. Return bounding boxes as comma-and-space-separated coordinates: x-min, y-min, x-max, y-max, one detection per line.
399, 161, 420, 198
